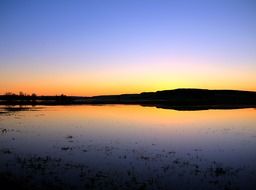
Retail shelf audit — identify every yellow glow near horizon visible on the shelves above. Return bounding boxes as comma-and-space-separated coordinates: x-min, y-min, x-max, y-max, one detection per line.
1, 56, 256, 96
1, 76, 255, 96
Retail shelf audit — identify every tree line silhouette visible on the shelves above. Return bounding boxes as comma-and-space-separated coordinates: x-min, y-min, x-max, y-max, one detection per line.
0, 92, 71, 104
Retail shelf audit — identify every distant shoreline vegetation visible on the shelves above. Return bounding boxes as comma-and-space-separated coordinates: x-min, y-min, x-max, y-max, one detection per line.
0, 89, 256, 110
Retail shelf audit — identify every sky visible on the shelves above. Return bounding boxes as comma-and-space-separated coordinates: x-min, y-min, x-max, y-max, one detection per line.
0, 0, 255, 96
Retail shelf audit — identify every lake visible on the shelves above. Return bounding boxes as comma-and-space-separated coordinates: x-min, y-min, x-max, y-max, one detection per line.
0, 105, 256, 190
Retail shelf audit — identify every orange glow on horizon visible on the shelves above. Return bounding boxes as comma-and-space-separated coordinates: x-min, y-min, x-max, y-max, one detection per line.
1, 56, 255, 96
1, 83, 256, 96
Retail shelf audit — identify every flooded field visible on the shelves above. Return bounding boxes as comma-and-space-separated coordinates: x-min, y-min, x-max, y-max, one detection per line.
0, 105, 256, 190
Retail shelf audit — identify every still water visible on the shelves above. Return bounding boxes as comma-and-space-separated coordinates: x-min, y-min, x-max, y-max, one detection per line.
0, 105, 256, 189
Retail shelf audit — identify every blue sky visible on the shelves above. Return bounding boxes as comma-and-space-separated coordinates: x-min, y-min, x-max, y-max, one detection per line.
0, 0, 256, 95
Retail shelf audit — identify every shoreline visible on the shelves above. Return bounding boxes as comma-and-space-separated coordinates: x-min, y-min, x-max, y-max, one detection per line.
1, 88, 256, 111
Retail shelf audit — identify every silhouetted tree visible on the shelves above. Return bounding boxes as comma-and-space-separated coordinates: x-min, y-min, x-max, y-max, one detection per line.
4, 92, 17, 101
31, 93, 37, 102
5, 92, 16, 96
19, 91, 25, 96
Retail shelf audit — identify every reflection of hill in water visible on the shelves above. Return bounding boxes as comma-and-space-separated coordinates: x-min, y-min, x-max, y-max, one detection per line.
149, 104, 256, 111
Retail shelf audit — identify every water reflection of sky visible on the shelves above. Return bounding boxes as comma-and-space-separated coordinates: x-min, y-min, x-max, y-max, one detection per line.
0, 105, 256, 189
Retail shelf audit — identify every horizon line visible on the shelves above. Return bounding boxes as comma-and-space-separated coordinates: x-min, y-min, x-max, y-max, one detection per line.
1, 88, 256, 97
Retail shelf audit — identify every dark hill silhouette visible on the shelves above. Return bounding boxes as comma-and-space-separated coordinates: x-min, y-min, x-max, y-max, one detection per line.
0, 89, 256, 110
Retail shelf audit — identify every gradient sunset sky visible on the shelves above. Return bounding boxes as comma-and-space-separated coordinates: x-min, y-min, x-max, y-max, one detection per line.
0, 0, 255, 96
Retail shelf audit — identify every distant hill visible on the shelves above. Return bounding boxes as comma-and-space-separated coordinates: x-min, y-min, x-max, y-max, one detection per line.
86, 88, 256, 107
1, 89, 256, 110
